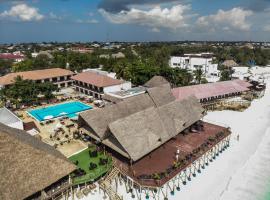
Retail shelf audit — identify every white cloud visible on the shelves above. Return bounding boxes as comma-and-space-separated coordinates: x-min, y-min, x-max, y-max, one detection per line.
263, 24, 270, 31
99, 4, 192, 30
150, 27, 160, 32
75, 19, 99, 24
0, 3, 44, 21
196, 7, 253, 31
48, 12, 62, 21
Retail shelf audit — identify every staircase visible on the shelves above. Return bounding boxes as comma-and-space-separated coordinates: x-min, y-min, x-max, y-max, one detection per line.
100, 167, 122, 200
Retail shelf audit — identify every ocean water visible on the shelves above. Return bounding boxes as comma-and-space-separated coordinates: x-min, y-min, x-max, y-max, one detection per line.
262, 183, 270, 200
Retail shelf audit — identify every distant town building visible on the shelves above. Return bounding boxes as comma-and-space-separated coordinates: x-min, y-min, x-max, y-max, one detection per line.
31, 51, 53, 59
0, 68, 74, 88
221, 60, 238, 68
99, 52, 125, 59
0, 53, 25, 63
69, 47, 94, 54
99, 54, 110, 59
169, 53, 218, 76
111, 52, 125, 59
71, 71, 131, 99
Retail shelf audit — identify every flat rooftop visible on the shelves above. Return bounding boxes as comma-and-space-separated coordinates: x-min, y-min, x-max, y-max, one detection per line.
112, 122, 231, 187
106, 87, 146, 99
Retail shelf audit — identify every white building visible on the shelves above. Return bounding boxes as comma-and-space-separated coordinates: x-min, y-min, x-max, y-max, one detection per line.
169, 53, 218, 75
0, 107, 24, 130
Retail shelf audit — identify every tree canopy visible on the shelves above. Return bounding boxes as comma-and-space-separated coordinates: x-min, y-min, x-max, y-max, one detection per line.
0, 76, 58, 105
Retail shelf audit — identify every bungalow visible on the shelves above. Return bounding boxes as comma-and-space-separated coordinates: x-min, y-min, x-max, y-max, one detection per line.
71, 71, 131, 99
0, 68, 75, 89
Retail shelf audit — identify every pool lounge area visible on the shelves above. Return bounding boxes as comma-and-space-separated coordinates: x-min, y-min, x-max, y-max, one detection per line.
28, 101, 92, 122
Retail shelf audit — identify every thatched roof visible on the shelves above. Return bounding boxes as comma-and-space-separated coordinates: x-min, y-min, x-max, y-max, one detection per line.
222, 60, 238, 68
80, 79, 204, 161
80, 93, 154, 139
144, 76, 170, 88
108, 96, 203, 161
157, 96, 203, 138
146, 84, 175, 107
80, 84, 176, 139
0, 123, 76, 200
108, 107, 166, 161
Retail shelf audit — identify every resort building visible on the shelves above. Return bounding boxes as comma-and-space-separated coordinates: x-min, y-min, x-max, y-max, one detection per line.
103, 86, 146, 103
0, 123, 76, 200
78, 77, 231, 199
0, 68, 75, 88
172, 79, 252, 104
103, 76, 169, 103
71, 71, 131, 99
169, 53, 218, 76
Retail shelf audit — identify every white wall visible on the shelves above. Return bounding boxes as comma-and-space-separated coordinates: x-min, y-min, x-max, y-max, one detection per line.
104, 82, 132, 93
8, 121, 24, 130
169, 56, 218, 76
169, 56, 189, 69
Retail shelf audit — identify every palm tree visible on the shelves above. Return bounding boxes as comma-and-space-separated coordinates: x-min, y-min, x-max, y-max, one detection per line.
193, 66, 203, 84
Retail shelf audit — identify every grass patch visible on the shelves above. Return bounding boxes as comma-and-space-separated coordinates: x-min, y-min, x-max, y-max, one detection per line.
69, 146, 112, 185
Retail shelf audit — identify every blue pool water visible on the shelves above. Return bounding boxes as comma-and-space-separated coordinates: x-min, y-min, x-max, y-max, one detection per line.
28, 101, 92, 121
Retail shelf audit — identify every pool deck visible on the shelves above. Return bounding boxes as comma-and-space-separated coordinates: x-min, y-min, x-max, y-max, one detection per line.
15, 99, 97, 157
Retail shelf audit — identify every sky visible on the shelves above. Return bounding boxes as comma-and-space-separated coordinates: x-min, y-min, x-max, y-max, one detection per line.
0, 0, 269, 43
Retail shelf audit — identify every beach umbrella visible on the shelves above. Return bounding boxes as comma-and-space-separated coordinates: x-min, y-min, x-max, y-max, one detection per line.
44, 115, 53, 120
60, 112, 67, 116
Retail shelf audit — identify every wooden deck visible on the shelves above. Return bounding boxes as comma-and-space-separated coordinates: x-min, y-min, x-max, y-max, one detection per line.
108, 122, 231, 187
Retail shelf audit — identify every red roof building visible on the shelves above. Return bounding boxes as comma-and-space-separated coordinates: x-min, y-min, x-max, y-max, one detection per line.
0, 53, 25, 62
0, 68, 75, 88
71, 71, 131, 99
172, 79, 252, 102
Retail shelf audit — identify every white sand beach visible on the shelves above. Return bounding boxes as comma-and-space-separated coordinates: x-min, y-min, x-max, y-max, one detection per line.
71, 78, 270, 200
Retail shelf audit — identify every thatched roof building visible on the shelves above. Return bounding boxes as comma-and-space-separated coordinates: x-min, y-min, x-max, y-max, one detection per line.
0, 123, 76, 200
79, 82, 204, 162
108, 96, 203, 161
222, 60, 238, 68
144, 76, 170, 88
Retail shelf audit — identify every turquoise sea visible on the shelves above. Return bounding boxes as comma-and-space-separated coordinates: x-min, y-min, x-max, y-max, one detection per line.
262, 184, 270, 200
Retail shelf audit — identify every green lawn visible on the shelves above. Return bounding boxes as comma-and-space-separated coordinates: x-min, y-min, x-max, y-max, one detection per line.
69, 147, 112, 185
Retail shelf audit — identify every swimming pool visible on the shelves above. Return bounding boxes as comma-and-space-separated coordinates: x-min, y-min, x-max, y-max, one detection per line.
28, 101, 92, 122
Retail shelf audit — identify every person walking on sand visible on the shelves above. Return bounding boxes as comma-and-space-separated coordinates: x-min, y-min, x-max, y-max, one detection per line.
237, 134, 240, 141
